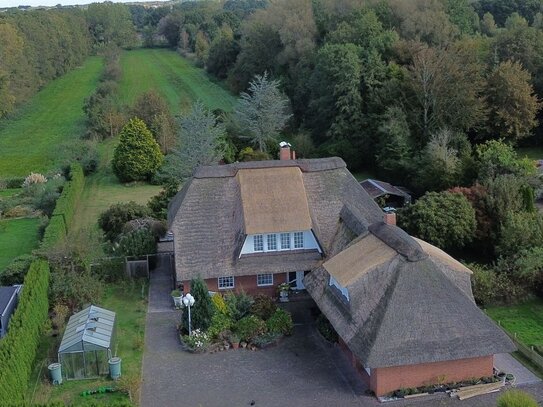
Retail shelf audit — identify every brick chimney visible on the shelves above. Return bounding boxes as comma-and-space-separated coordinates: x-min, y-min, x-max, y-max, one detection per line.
384, 212, 396, 226
279, 141, 295, 160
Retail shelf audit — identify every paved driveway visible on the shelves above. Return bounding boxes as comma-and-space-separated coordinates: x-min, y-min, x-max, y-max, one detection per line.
140, 268, 543, 407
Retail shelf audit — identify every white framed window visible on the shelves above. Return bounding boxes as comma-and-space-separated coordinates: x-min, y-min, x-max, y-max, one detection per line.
257, 273, 273, 286
294, 232, 304, 249
253, 234, 264, 251
280, 233, 291, 249
267, 234, 277, 251
218, 276, 235, 290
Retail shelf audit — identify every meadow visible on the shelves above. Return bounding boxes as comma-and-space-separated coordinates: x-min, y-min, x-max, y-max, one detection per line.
0, 57, 103, 178
119, 48, 236, 113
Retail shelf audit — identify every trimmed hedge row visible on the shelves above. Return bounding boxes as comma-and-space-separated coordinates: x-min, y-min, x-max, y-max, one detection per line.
41, 163, 85, 248
0, 260, 50, 403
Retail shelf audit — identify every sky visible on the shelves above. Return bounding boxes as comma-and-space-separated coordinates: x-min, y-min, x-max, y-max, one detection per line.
0, 0, 168, 7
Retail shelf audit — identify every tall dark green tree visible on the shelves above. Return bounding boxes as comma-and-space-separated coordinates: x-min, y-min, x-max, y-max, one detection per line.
112, 118, 163, 182
182, 277, 214, 332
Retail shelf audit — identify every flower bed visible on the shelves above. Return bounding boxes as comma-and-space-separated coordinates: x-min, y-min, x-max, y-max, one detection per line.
177, 286, 293, 353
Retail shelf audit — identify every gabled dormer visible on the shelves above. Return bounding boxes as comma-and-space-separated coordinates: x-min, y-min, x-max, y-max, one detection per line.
236, 166, 322, 257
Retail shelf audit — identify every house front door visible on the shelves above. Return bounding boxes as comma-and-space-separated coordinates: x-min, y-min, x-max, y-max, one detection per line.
288, 272, 306, 290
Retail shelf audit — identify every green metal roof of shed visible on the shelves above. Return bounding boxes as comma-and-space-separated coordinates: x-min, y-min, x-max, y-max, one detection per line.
59, 305, 115, 353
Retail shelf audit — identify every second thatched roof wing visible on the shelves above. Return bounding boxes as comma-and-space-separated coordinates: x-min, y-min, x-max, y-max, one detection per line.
305, 223, 516, 368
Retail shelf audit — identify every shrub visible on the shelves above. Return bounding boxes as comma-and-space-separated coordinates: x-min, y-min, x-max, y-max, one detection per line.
22, 172, 47, 188
251, 294, 277, 320
497, 390, 538, 407
49, 267, 104, 312
0, 260, 50, 403
211, 293, 229, 315
0, 254, 34, 285
147, 181, 179, 220
112, 118, 163, 182
225, 292, 253, 321
3, 205, 33, 218
266, 308, 293, 336
98, 201, 151, 242
181, 277, 214, 332
4, 177, 25, 189
253, 332, 281, 348
234, 315, 267, 342
111, 228, 157, 257
207, 312, 233, 340
316, 314, 338, 342
52, 303, 69, 331
182, 328, 210, 351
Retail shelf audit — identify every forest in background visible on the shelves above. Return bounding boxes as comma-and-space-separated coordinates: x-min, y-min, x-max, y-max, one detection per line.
2, 0, 543, 305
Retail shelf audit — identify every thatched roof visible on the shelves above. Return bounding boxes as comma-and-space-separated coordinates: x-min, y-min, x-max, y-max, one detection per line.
237, 167, 312, 234
305, 223, 516, 368
168, 158, 383, 281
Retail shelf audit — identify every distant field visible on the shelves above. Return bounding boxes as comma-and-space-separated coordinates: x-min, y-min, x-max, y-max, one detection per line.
0, 58, 103, 178
0, 218, 41, 271
119, 48, 236, 113
486, 300, 543, 347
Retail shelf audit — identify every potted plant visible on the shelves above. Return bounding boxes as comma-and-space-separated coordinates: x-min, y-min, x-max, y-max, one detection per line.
230, 333, 240, 349
277, 283, 290, 303
171, 289, 183, 309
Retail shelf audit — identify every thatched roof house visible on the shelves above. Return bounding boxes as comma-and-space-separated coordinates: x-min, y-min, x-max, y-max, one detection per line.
168, 153, 515, 396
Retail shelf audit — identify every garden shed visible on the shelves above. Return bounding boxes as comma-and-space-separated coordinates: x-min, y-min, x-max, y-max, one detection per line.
58, 305, 116, 380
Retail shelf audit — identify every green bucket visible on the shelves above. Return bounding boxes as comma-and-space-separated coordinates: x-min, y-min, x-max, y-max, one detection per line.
108, 357, 122, 380
48, 363, 62, 385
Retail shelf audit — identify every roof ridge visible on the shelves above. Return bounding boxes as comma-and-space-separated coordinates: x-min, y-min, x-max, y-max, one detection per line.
193, 157, 346, 179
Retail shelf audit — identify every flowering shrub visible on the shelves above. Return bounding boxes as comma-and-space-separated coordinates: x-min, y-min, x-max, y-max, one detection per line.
211, 293, 229, 315
182, 329, 210, 351
22, 172, 47, 188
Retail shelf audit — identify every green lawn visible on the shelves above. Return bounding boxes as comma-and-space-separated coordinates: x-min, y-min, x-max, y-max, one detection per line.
0, 188, 21, 198
486, 299, 543, 347
119, 48, 236, 113
0, 218, 41, 271
0, 57, 103, 178
27, 283, 148, 405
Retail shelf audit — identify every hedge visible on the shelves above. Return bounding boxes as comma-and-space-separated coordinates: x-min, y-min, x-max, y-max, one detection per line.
41, 163, 85, 248
0, 260, 50, 403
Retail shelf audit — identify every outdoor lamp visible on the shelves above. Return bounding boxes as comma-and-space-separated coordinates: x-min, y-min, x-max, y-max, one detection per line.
182, 293, 196, 335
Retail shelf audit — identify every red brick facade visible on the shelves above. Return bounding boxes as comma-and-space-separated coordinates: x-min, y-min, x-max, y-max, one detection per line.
338, 338, 494, 396
180, 273, 288, 297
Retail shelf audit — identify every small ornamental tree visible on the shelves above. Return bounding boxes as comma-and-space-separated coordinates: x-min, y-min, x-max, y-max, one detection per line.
399, 191, 476, 251
98, 201, 151, 242
182, 277, 214, 333
112, 118, 163, 182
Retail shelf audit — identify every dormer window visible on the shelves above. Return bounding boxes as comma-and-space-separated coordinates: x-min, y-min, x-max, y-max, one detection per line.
280, 233, 291, 249
267, 234, 277, 251
254, 234, 264, 251
240, 230, 321, 256
294, 232, 304, 249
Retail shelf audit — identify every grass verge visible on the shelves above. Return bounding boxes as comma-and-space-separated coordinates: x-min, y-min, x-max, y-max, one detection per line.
0, 218, 41, 271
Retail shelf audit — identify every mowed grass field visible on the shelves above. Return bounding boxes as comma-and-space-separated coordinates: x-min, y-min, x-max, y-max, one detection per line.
0, 218, 41, 271
0, 57, 103, 178
119, 48, 236, 113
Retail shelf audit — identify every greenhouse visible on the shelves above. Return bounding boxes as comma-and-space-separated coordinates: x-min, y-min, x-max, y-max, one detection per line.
58, 305, 116, 380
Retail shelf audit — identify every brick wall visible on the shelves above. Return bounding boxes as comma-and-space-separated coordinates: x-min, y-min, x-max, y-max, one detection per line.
337, 337, 493, 397
370, 355, 494, 396
180, 273, 288, 297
